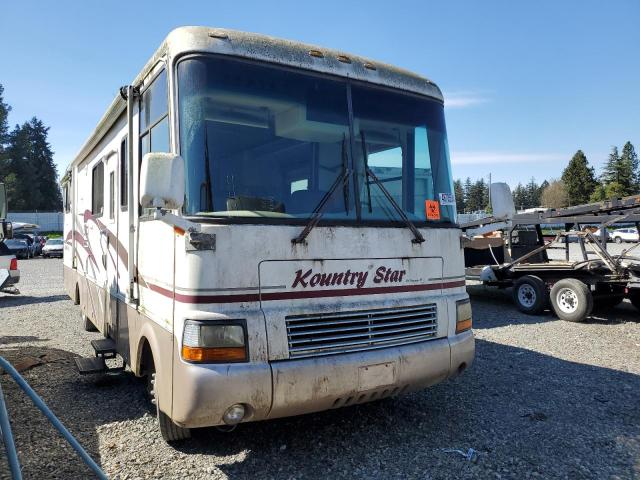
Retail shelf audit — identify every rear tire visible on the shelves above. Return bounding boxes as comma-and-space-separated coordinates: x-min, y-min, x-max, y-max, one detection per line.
614, 236, 622, 244
512, 275, 548, 314
550, 278, 593, 322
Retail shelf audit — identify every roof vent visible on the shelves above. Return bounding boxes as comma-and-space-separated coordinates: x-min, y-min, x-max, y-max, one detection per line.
209, 31, 229, 40
337, 55, 352, 64
363, 63, 377, 71
308, 50, 324, 58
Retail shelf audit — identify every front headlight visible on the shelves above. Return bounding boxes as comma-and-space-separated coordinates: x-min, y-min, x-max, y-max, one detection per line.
455, 299, 473, 334
181, 320, 248, 363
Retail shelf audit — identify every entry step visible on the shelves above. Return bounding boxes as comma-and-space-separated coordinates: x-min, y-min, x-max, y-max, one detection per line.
75, 356, 107, 375
91, 338, 117, 358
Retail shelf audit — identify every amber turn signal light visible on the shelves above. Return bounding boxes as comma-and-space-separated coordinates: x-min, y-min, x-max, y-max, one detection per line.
182, 346, 247, 363
455, 318, 472, 334
455, 299, 473, 334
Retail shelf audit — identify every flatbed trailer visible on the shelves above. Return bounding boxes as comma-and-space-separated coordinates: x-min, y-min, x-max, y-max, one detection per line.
463, 195, 640, 322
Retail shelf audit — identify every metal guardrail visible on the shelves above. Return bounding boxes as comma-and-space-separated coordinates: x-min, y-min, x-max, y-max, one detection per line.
0, 356, 108, 479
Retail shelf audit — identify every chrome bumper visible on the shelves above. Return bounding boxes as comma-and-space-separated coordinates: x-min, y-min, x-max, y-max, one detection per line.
172, 331, 474, 428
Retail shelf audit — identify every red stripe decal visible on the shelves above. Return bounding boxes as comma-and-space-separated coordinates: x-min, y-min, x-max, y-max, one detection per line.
146, 280, 466, 304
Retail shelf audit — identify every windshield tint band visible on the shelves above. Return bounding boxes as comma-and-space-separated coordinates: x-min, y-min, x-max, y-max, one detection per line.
176, 55, 456, 224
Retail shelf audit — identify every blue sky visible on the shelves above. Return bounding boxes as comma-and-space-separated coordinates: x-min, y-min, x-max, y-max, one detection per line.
1, 0, 638, 187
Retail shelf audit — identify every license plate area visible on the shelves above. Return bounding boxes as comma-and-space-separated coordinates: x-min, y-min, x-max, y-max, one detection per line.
358, 362, 396, 392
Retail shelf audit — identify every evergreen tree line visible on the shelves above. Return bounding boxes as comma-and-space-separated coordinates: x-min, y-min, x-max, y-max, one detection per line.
455, 142, 639, 212
454, 177, 548, 213
0, 83, 62, 211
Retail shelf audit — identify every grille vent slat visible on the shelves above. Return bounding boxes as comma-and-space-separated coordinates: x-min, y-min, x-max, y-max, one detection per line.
286, 303, 437, 359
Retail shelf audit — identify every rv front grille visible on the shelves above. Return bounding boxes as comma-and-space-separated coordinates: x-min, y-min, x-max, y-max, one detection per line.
285, 303, 438, 359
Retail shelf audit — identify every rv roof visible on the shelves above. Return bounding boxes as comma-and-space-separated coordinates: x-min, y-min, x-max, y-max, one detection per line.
65, 26, 444, 175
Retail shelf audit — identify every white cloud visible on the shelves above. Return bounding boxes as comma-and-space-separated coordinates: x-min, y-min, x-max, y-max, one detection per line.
450, 151, 566, 166
443, 91, 490, 109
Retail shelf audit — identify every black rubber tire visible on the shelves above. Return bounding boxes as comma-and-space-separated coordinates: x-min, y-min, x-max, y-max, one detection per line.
512, 275, 548, 315
614, 236, 622, 244
82, 312, 98, 332
150, 369, 191, 442
550, 278, 593, 322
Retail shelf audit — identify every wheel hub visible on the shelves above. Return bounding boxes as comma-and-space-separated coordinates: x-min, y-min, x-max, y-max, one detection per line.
518, 284, 537, 308
557, 288, 579, 313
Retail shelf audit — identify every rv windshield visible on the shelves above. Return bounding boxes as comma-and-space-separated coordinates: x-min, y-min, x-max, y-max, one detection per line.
177, 56, 455, 223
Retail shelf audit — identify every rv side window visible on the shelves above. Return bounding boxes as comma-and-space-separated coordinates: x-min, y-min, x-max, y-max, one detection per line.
92, 162, 104, 216
140, 70, 169, 155
109, 172, 115, 219
63, 184, 71, 213
120, 137, 128, 208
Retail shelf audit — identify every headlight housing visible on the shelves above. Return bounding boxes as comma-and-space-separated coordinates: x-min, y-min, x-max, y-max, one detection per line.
181, 320, 248, 363
455, 299, 473, 334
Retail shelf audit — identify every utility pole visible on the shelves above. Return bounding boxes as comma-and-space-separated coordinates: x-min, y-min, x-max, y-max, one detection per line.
488, 172, 492, 211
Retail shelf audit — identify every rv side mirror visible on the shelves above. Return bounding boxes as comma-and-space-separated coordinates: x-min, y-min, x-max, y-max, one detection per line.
490, 182, 516, 219
140, 153, 185, 210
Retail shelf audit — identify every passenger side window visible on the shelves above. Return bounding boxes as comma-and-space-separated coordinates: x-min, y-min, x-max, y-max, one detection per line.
109, 172, 115, 219
91, 162, 104, 216
63, 184, 71, 213
120, 137, 128, 208
140, 69, 169, 155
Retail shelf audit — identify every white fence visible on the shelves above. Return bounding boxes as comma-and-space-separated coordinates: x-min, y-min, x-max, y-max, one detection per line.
8, 212, 64, 232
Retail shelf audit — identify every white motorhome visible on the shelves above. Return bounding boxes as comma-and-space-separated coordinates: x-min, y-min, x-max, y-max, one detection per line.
62, 27, 474, 442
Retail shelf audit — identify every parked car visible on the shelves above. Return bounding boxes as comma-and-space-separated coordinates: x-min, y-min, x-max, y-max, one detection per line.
611, 227, 639, 244
12, 233, 37, 257
2, 239, 30, 259
42, 238, 64, 258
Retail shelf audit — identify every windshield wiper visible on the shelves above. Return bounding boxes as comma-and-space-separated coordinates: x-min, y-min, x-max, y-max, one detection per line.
360, 132, 425, 243
292, 137, 350, 244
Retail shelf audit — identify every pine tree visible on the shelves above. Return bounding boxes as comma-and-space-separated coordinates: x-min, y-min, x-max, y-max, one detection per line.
0, 84, 10, 149
463, 177, 472, 208
600, 145, 635, 197
453, 179, 465, 212
601, 146, 620, 185
5, 118, 62, 210
464, 179, 488, 212
512, 183, 526, 210
27, 118, 62, 210
620, 141, 639, 193
5, 123, 38, 210
561, 150, 596, 205
0, 84, 11, 182
526, 177, 540, 207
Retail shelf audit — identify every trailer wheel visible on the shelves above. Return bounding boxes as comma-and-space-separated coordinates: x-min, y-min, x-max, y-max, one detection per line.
512, 276, 548, 314
550, 279, 593, 322
148, 361, 191, 442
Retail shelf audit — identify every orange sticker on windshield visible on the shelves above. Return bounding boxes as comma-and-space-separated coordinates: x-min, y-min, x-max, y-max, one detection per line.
425, 200, 440, 220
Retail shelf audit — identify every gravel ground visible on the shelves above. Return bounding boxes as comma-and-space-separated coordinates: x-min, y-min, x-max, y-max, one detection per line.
1, 251, 639, 480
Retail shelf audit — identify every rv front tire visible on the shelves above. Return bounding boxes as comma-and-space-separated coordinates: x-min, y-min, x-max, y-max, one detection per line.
149, 368, 191, 442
